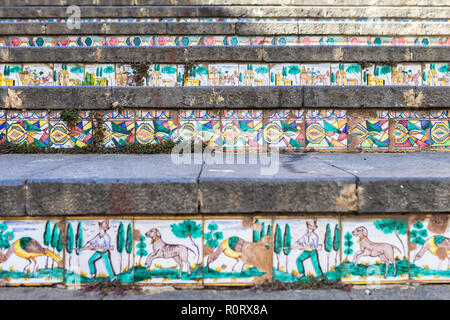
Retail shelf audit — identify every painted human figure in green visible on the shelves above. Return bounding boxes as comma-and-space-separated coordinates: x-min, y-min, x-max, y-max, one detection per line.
293, 219, 323, 280
85, 220, 116, 280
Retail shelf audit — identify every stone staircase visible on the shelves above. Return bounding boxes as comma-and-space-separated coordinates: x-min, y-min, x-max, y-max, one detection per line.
0, 1, 449, 289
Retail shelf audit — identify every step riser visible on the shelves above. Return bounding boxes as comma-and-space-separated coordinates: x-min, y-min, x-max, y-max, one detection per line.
1, 7, 450, 19
1, 108, 449, 152
0, 214, 446, 285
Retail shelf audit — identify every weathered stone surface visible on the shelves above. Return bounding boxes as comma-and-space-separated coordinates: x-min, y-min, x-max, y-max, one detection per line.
0, 23, 46, 35
236, 22, 298, 35
9, 47, 97, 63
317, 153, 450, 213
199, 153, 357, 213
166, 22, 235, 35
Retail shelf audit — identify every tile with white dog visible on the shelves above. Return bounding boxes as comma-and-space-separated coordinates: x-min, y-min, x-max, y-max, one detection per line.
133, 218, 203, 285
409, 215, 450, 283
341, 218, 409, 284
203, 217, 272, 285
273, 217, 340, 282
64, 218, 133, 285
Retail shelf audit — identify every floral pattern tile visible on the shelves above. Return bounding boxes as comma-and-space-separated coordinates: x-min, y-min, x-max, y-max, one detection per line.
341, 217, 409, 283
133, 218, 203, 285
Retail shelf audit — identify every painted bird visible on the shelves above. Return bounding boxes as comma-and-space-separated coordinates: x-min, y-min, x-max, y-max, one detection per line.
0, 237, 63, 272
206, 236, 247, 272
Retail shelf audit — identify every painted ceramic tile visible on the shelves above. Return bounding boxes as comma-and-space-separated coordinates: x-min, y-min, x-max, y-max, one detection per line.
369, 37, 396, 46
0, 219, 64, 285
270, 64, 300, 86
341, 217, 409, 283
208, 64, 240, 86
102, 110, 136, 147
54, 64, 84, 86
331, 64, 362, 85
105, 36, 128, 47
299, 64, 331, 85
133, 218, 203, 285
31, 36, 56, 47
430, 110, 450, 150
57, 36, 81, 47
273, 217, 340, 282
126, 36, 153, 47
147, 64, 180, 87
392, 64, 422, 86
116, 64, 142, 86
348, 110, 389, 151
65, 219, 134, 285
221, 110, 263, 150
238, 64, 270, 86
201, 36, 227, 46
49, 111, 92, 148
410, 215, 450, 282
21, 64, 54, 86
389, 111, 430, 151
362, 65, 392, 85
0, 37, 7, 47
264, 110, 304, 150
0, 64, 22, 86
177, 110, 221, 146
135, 110, 176, 145
423, 63, 450, 86
305, 110, 347, 151
0, 110, 5, 144
181, 64, 208, 87
346, 37, 370, 46
227, 36, 254, 46
77, 36, 105, 47
176, 36, 202, 46
8, 36, 30, 47
6, 111, 49, 147
84, 64, 115, 86
154, 36, 177, 46
267, 36, 299, 46
204, 217, 272, 285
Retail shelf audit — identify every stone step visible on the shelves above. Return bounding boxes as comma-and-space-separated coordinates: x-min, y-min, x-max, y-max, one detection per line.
1, 6, 449, 19
2, 86, 448, 109
4, 0, 449, 6
2, 21, 449, 36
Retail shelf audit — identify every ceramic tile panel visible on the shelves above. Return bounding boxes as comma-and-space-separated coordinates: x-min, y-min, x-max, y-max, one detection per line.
221, 110, 263, 151
348, 110, 389, 151
176, 36, 202, 46
392, 64, 422, 86
0, 65, 22, 86
84, 64, 116, 86
341, 217, 409, 284
6, 111, 49, 147
270, 64, 300, 86
423, 63, 450, 86
299, 64, 331, 85
0, 219, 64, 286
126, 36, 153, 47
331, 64, 362, 85
410, 215, 450, 283
8, 36, 30, 47
133, 217, 203, 285
267, 36, 299, 46
102, 110, 136, 148
177, 110, 221, 146
305, 110, 347, 151
105, 36, 128, 47
49, 111, 93, 148
369, 37, 397, 46
227, 36, 255, 46
147, 64, 180, 87
54, 64, 84, 86
135, 110, 177, 145
153, 36, 178, 46
0, 37, 8, 47
201, 36, 228, 46
208, 64, 240, 86
65, 219, 134, 285
264, 110, 304, 150
57, 36, 81, 47
21, 64, 54, 86
181, 64, 208, 87
238, 64, 270, 86
0, 110, 5, 144
31, 36, 56, 47
116, 64, 141, 86
204, 217, 272, 285
389, 111, 430, 151
362, 65, 392, 85
430, 110, 450, 150
77, 36, 106, 47
273, 217, 340, 282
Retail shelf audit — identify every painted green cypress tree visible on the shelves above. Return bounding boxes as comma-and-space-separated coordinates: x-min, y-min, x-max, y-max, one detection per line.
43, 221, 52, 268
126, 223, 133, 269
75, 222, 83, 267
283, 224, 291, 273
50, 224, 59, 268
324, 223, 333, 272
117, 222, 125, 272
274, 224, 282, 270
66, 223, 74, 268
333, 224, 340, 268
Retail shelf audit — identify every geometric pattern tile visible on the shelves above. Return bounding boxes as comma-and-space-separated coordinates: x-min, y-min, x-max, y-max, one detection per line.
177, 110, 221, 146
135, 110, 177, 145
430, 110, 450, 150
348, 110, 389, 151
49, 111, 92, 148
221, 110, 263, 150
389, 111, 430, 151
102, 110, 136, 147
305, 110, 347, 151
0, 110, 5, 144
264, 110, 304, 150
6, 111, 49, 147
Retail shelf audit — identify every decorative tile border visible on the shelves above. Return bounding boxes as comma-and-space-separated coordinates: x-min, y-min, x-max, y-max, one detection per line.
1, 63, 449, 87
2, 109, 450, 152
0, 214, 446, 286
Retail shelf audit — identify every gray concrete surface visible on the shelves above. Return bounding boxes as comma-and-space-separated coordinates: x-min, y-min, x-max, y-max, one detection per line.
0, 285, 448, 300
1, 152, 449, 215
